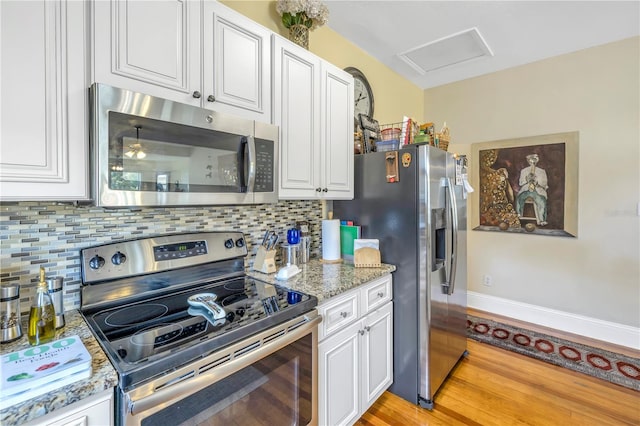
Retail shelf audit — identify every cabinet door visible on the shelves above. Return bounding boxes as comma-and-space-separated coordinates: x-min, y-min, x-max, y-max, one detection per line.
0, 0, 89, 201
320, 62, 354, 199
92, 0, 201, 106
318, 320, 361, 426
21, 389, 113, 426
203, 2, 271, 122
273, 36, 321, 199
361, 302, 393, 410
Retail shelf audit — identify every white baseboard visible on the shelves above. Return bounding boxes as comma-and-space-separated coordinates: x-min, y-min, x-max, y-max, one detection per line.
468, 291, 640, 350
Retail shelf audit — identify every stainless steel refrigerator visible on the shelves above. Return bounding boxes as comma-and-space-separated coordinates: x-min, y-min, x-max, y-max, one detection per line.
333, 144, 467, 409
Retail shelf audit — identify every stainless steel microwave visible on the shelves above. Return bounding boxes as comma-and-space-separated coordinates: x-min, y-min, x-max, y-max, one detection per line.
89, 83, 278, 207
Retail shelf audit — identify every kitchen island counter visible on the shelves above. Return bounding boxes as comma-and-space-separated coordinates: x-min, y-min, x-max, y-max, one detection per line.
247, 259, 396, 303
0, 310, 118, 426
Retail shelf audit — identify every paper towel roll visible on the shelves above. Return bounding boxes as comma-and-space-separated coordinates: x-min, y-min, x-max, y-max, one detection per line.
322, 219, 341, 261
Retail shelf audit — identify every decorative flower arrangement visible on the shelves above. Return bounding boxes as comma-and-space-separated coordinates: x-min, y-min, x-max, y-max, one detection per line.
276, 0, 329, 31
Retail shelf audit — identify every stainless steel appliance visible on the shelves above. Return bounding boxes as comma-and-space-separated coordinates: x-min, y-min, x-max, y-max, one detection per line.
80, 232, 319, 425
90, 83, 278, 207
334, 145, 467, 409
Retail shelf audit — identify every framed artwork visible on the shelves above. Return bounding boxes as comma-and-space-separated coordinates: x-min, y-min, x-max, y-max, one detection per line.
470, 132, 579, 237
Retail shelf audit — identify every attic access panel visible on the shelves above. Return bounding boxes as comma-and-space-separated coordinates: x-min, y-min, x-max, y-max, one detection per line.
398, 27, 493, 74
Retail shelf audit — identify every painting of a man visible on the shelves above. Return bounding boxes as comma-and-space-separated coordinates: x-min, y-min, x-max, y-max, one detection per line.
515, 153, 548, 226
472, 132, 578, 237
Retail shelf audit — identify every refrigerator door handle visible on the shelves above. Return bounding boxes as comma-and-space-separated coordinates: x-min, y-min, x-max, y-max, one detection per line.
444, 177, 458, 295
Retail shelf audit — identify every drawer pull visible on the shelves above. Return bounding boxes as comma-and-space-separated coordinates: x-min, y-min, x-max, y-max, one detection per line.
340, 312, 348, 318
377, 292, 384, 298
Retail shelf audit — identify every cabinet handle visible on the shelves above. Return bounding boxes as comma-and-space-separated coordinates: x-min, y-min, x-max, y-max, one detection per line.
377, 292, 384, 298
322, 188, 328, 192
207, 95, 216, 103
192, 91, 202, 99
316, 188, 322, 192
365, 326, 371, 332
340, 312, 348, 318
359, 329, 365, 335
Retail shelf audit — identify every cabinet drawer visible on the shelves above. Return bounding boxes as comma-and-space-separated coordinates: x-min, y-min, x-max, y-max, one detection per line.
318, 291, 359, 340
361, 275, 392, 315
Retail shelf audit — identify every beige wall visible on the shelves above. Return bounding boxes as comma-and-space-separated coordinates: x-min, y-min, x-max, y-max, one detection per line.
425, 37, 640, 329
221, 1, 423, 125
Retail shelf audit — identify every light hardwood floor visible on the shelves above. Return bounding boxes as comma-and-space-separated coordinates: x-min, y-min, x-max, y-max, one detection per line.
355, 311, 640, 426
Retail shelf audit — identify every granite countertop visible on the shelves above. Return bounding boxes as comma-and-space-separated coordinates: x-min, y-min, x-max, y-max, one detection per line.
247, 259, 396, 304
0, 310, 118, 426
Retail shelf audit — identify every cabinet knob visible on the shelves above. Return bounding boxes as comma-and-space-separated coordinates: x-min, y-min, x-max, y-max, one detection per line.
340, 312, 348, 318
207, 95, 216, 103
359, 329, 365, 336
192, 91, 202, 99
322, 188, 328, 192
377, 292, 384, 298
365, 326, 371, 332
316, 188, 322, 192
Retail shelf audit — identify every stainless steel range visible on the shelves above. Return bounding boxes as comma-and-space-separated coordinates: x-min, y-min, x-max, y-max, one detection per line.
80, 232, 319, 426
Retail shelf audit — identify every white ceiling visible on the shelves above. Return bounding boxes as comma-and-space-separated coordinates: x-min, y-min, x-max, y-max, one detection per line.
325, 1, 640, 89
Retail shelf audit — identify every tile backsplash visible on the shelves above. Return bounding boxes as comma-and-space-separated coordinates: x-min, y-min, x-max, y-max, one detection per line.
0, 201, 323, 314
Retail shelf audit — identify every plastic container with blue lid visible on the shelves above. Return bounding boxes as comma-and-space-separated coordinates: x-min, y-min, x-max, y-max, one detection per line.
376, 139, 399, 152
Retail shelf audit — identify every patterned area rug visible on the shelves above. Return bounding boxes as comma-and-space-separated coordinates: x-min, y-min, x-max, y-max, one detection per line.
467, 315, 640, 391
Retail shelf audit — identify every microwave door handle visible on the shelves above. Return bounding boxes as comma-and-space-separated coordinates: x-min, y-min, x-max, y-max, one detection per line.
246, 135, 256, 193
237, 137, 247, 192
238, 136, 256, 193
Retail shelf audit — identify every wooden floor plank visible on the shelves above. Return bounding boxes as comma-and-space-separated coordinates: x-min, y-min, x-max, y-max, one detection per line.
354, 339, 640, 426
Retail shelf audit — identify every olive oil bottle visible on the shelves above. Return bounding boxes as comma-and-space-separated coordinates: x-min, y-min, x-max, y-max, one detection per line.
28, 267, 55, 345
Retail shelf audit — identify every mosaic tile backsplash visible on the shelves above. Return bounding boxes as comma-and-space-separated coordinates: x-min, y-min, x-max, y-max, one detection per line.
0, 201, 323, 314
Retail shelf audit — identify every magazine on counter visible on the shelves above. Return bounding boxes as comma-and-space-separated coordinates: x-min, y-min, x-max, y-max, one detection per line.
0, 335, 92, 409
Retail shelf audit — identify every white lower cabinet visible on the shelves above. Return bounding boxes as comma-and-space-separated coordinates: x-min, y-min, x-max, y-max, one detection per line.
318, 275, 393, 426
22, 389, 114, 426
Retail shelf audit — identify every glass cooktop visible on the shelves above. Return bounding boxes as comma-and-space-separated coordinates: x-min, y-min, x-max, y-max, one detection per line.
85, 277, 315, 366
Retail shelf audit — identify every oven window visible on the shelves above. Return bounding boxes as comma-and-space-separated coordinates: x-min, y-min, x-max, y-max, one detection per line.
108, 112, 246, 194
141, 334, 313, 426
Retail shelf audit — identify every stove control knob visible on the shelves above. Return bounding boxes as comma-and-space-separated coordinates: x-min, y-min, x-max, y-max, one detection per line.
89, 255, 105, 270
224, 238, 234, 249
235, 238, 245, 248
111, 251, 127, 266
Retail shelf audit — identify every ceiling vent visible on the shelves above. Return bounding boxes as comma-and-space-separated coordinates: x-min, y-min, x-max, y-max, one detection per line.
398, 27, 493, 74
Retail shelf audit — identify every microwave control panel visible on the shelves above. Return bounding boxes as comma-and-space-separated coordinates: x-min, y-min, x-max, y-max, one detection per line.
254, 139, 274, 193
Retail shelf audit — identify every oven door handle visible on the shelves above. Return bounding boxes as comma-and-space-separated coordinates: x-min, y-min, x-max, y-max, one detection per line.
128, 314, 321, 416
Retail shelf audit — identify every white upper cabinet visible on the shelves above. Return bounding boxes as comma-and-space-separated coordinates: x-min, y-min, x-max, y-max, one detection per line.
273, 37, 321, 198
92, 0, 271, 122
0, 0, 90, 201
92, 0, 201, 106
203, 2, 271, 121
273, 36, 354, 200
321, 61, 354, 198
